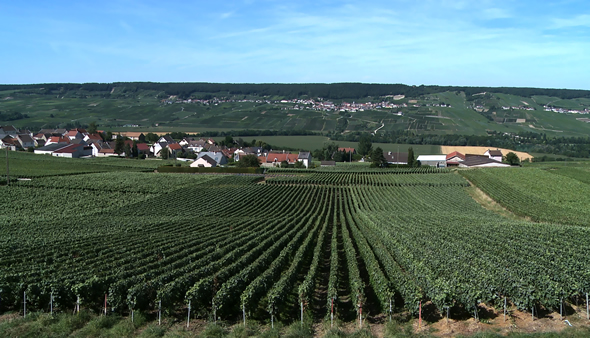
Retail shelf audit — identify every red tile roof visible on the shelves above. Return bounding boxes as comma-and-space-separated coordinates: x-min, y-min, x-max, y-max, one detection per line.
266, 152, 298, 163
446, 151, 465, 161
338, 147, 356, 153
53, 144, 82, 154
47, 136, 70, 144
136, 143, 150, 151
168, 143, 182, 150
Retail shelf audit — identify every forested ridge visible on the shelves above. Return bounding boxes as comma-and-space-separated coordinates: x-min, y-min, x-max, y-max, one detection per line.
2, 82, 590, 100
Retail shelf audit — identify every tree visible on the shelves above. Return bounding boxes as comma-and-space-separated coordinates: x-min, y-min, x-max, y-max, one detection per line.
160, 146, 169, 159
294, 160, 304, 168
358, 134, 372, 156
407, 147, 415, 167
132, 141, 139, 158
504, 152, 520, 165
114, 136, 125, 155
145, 132, 159, 144
88, 121, 98, 134
280, 160, 289, 168
237, 154, 260, 168
123, 143, 132, 158
371, 147, 388, 168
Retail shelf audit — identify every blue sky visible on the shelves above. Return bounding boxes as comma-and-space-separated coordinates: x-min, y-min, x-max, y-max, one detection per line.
1, 0, 589, 89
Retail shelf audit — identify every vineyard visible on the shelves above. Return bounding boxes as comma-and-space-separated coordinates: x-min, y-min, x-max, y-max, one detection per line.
2, 164, 590, 331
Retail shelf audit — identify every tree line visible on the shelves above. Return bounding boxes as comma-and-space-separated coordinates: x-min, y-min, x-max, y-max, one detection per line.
1, 82, 590, 100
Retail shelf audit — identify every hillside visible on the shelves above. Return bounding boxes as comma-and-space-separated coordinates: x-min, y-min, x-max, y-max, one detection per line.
1, 83, 590, 138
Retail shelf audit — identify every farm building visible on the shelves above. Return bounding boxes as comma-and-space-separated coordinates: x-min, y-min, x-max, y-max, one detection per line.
484, 149, 503, 162
384, 151, 408, 165
416, 155, 447, 167
459, 156, 511, 168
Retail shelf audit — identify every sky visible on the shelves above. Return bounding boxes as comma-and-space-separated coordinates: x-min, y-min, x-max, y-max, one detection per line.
1, 0, 589, 89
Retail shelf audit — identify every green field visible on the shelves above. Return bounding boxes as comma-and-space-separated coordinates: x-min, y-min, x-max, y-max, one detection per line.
2, 156, 590, 337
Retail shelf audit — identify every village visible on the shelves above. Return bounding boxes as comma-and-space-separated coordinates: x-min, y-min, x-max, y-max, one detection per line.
0, 125, 513, 169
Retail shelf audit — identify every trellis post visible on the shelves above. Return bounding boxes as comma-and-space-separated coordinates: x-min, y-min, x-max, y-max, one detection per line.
50, 291, 53, 316
243, 302, 246, 327
586, 293, 589, 320
560, 298, 563, 320
300, 301, 303, 324
418, 301, 422, 328
187, 301, 191, 328
23, 291, 26, 317
331, 297, 334, 328
503, 297, 506, 322
158, 300, 161, 326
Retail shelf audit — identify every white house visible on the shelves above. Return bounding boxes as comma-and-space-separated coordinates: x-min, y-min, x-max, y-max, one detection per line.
416, 155, 447, 167
484, 149, 503, 162
190, 154, 218, 167
17, 134, 36, 148
195, 152, 227, 166
297, 151, 312, 168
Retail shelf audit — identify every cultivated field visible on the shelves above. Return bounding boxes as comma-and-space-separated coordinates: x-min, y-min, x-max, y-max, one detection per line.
440, 146, 533, 161
1, 155, 590, 337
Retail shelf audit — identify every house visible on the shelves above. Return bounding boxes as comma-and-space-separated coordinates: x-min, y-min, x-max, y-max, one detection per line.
84, 133, 104, 143
446, 151, 465, 166
65, 129, 85, 140
484, 149, 503, 162
158, 135, 175, 144
416, 155, 447, 167
34, 143, 70, 155
185, 139, 208, 152
1, 136, 20, 150
136, 143, 151, 156
191, 152, 228, 167
459, 156, 511, 168
190, 154, 218, 167
221, 147, 238, 159
0, 125, 18, 139
338, 147, 356, 154
263, 152, 299, 167
383, 151, 408, 165
17, 134, 36, 148
297, 151, 312, 168
90, 141, 117, 157
52, 143, 91, 158
168, 143, 183, 158
45, 136, 70, 146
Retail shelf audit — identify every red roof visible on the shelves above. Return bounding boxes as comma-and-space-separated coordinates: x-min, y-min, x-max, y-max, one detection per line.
86, 133, 102, 141
136, 143, 150, 151
168, 143, 182, 150
53, 144, 82, 154
446, 151, 465, 161
47, 136, 70, 144
266, 152, 298, 163
338, 147, 356, 153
